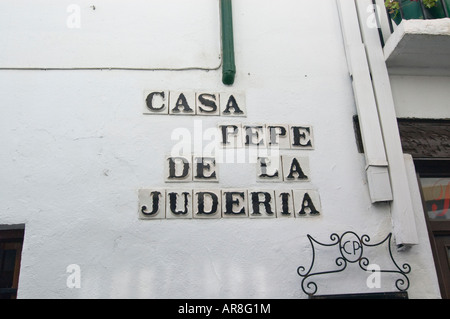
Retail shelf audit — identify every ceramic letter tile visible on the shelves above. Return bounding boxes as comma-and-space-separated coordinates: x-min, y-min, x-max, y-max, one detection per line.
222, 189, 248, 218
256, 156, 283, 182
248, 190, 276, 218
267, 124, 290, 149
275, 190, 295, 218
166, 189, 193, 219
218, 123, 243, 149
138, 189, 166, 219
169, 91, 196, 115
196, 92, 220, 116
243, 124, 266, 148
220, 92, 246, 117
165, 155, 192, 182
289, 125, 314, 149
193, 189, 221, 219
292, 189, 321, 217
282, 155, 310, 182
143, 90, 169, 114
193, 156, 218, 182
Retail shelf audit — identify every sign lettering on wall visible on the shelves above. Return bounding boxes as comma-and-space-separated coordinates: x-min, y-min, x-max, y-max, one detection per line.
139, 90, 322, 220
144, 91, 246, 117
138, 189, 321, 219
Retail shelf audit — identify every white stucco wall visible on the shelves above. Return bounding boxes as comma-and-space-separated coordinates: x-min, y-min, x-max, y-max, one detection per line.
0, 0, 441, 298
0, 0, 221, 69
390, 75, 450, 119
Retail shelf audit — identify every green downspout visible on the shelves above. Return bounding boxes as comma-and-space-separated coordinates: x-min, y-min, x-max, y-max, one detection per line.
220, 0, 236, 85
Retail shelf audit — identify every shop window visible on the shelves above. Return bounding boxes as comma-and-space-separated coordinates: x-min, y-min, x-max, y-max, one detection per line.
418, 170, 450, 299
421, 177, 450, 222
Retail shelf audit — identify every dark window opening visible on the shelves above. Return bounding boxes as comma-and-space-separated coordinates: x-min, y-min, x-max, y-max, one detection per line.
0, 228, 24, 299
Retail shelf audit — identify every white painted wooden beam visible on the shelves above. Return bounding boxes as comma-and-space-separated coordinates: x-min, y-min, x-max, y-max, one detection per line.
373, 0, 393, 45
336, 0, 393, 204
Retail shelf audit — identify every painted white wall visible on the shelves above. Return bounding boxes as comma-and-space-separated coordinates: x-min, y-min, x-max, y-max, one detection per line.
390, 75, 450, 119
0, 0, 221, 69
0, 0, 441, 298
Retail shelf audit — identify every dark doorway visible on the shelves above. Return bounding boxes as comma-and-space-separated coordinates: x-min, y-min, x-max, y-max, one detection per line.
0, 228, 25, 299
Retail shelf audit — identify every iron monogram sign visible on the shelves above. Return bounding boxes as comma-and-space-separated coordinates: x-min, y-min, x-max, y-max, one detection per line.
297, 232, 411, 296
138, 91, 321, 220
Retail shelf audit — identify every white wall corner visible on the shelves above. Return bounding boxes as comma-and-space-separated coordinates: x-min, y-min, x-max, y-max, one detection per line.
402, 154, 442, 297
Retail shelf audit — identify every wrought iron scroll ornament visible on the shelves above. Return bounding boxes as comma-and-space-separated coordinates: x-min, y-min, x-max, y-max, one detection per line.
297, 232, 411, 296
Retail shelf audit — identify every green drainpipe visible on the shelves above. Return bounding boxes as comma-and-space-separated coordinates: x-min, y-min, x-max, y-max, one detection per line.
220, 0, 236, 85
